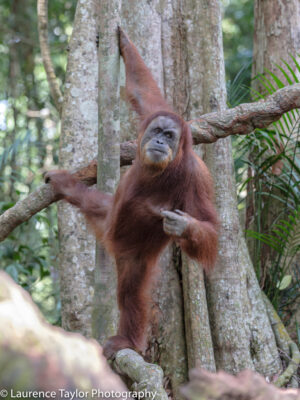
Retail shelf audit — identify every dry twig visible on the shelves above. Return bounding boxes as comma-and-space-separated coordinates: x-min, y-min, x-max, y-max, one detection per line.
37, 0, 63, 112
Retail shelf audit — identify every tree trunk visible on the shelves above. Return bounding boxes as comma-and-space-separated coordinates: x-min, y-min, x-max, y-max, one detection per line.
253, 1, 300, 79
93, 0, 121, 344
7, 0, 21, 200
192, 0, 281, 377
58, 0, 98, 338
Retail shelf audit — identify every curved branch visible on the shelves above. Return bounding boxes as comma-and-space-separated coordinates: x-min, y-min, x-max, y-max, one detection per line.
276, 342, 300, 388
0, 161, 99, 242
113, 349, 168, 400
1, 85, 299, 241
37, 0, 63, 113
0, 184, 57, 242
190, 83, 300, 143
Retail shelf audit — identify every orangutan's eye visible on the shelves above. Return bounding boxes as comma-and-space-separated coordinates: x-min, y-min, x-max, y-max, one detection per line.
165, 131, 173, 139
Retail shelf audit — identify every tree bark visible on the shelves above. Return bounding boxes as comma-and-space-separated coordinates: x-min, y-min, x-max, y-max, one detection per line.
93, 0, 121, 345
253, 1, 300, 81
57, 0, 99, 338
192, 0, 282, 377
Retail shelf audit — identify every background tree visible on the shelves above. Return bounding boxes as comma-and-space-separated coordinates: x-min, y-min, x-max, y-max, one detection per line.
245, 0, 300, 337
93, 0, 121, 344
48, 0, 99, 337
0, 0, 76, 324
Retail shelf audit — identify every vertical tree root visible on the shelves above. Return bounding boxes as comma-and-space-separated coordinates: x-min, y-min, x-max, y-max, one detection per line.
263, 292, 300, 387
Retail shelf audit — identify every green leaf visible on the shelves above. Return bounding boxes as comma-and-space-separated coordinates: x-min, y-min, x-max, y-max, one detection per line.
290, 54, 300, 78
277, 275, 292, 290
264, 68, 285, 89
